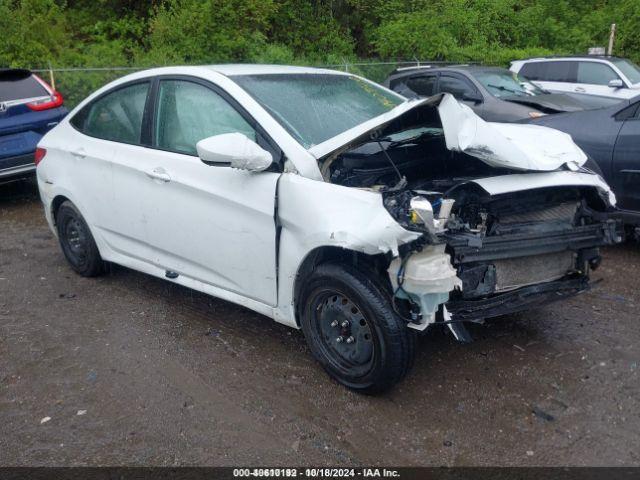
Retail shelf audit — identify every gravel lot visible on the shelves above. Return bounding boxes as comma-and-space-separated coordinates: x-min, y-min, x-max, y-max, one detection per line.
1, 180, 639, 466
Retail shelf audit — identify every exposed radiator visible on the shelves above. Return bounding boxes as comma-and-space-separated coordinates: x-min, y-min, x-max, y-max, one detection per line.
494, 251, 576, 292
498, 201, 579, 225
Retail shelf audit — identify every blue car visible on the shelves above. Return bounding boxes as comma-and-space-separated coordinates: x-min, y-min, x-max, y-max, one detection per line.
0, 68, 67, 182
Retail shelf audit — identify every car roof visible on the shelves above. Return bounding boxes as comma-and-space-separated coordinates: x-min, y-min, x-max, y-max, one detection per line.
201, 64, 348, 76
390, 63, 475, 74
387, 64, 507, 79
96, 64, 356, 96
516, 55, 625, 62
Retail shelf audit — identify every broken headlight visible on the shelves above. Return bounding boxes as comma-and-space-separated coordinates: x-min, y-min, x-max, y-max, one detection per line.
409, 196, 455, 233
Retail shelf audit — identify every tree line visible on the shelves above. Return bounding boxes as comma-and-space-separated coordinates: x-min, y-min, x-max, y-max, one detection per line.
2, 0, 638, 70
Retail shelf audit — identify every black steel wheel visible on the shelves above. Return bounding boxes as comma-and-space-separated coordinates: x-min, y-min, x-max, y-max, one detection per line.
56, 200, 105, 277
311, 291, 375, 378
300, 262, 415, 394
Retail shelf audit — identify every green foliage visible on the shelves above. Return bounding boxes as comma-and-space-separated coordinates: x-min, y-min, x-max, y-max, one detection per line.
0, 0, 70, 67
610, 0, 640, 64
1, 0, 638, 107
145, 0, 277, 64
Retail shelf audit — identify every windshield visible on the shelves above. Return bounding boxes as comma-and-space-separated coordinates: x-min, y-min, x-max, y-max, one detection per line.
474, 70, 545, 98
231, 74, 404, 148
610, 58, 640, 85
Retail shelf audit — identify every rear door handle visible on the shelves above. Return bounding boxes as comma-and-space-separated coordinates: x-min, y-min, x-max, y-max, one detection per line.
574, 87, 586, 93
145, 167, 171, 182
70, 148, 86, 159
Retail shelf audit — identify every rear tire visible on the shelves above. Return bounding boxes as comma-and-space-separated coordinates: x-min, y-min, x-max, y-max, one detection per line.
56, 201, 105, 277
300, 262, 416, 394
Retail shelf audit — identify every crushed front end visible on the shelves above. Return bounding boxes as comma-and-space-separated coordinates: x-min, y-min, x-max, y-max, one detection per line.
319, 93, 622, 332
383, 177, 621, 328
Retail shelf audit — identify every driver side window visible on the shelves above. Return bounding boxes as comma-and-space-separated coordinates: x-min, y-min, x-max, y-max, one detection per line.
154, 80, 256, 156
437, 75, 475, 99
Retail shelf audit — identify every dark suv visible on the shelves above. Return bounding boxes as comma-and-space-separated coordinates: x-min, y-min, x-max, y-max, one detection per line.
0, 68, 67, 183
383, 64, 618, 122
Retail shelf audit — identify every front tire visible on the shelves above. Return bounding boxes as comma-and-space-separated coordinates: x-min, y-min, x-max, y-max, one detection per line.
56, 201, 105, 277
300, 263, 415, 394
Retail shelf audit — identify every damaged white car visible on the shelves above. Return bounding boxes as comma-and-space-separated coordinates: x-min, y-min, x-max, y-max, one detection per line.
36, 65, 621, 393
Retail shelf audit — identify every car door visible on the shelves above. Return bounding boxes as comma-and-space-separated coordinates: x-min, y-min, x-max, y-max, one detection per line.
611, 101, 640, 212
68, 81, 153, 259
573, 61, 626, 98
140, 77, 281, 305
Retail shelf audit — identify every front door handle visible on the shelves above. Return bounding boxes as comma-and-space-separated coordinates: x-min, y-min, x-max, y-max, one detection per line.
145, 167, 171, 182
574, 87, 586, 93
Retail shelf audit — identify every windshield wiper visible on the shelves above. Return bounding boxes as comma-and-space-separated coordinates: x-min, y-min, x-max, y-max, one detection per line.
487, 84, 527, 96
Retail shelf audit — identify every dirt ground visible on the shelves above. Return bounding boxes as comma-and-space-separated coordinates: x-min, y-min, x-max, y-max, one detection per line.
1, 180, 639, 467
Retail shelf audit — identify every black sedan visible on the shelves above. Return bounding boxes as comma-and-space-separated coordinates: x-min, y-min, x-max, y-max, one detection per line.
384, 65, 619, 122
528, 95, 640, 227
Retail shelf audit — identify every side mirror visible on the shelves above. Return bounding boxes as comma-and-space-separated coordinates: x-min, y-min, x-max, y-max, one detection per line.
462, 92, 483, 103
608, 79, 624, 89
197, 132, 273, 172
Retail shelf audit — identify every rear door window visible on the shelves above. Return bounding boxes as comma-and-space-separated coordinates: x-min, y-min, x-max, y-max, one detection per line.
405, 75, 438, 96
519, 62, 545, 80
0, 71, 48, 102
539, 61, 576, 82
71, 82, 150, 144
576, 62, 620, 85
522, 61, 576, 82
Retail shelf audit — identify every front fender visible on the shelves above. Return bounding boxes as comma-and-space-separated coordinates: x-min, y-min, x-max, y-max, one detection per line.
272, 173, 420, 327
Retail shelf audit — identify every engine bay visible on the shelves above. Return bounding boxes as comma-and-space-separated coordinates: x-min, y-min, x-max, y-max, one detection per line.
322, 126, 611, 235
321, 124, 620, 326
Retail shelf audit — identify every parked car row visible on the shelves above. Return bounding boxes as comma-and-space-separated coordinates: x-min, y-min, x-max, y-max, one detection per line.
384, 64, 614, 122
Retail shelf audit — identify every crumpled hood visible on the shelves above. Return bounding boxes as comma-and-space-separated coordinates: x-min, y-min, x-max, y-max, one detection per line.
437, 94, 587, 170
311, 93, 587, 172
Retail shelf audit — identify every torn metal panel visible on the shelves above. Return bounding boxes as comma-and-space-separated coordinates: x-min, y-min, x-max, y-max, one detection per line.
312, 93, 590, 173
447, 277, 590, 321
468, 171, 616, 206
437, 94, 587, 171
276, 173, 420, 257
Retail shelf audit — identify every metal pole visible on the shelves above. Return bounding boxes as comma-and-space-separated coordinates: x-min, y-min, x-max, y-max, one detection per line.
48, 61, 55, 90
608, 23, 616, 56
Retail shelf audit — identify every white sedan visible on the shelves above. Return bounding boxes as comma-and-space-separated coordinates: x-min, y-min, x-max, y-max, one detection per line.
36, 65, 620, 393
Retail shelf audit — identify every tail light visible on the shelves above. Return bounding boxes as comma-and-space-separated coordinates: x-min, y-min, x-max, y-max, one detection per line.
27, 91, 64, 111
34, 147, 47, 166
28, 74, 64, 111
